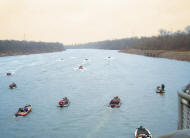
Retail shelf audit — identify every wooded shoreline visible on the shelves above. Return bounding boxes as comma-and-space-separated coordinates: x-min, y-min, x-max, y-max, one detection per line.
0, 50, 65, 57
120, 49, 190, 62
0, 40, 65, 57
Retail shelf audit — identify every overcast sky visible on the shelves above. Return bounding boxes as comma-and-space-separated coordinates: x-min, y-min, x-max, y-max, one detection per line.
0, 0, 190, 44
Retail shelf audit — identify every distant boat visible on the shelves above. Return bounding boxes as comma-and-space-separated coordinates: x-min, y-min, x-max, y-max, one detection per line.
58, 98, 70, 107
58, 101, 70, 107
109, 96, 121, 108
156, 86, 165, 93
9, 83, 17, 89
78, 66, 83, 70
7, 73, 12, 76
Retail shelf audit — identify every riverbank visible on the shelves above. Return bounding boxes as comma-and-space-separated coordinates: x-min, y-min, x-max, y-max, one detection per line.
120, 49, 190, 62
0, 50, 65, 57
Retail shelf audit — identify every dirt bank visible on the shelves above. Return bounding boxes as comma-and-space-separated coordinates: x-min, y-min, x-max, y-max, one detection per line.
120, 49, 190, 62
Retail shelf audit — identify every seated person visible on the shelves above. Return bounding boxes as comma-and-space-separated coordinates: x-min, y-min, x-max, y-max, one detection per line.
24, 106, 28, 112
19, 108, 24, 112
110, 96, 120, 104
63, 97, 69, 104
59, 100, 63, 105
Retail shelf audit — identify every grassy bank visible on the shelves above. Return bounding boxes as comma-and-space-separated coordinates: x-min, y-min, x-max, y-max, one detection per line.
120, 49, 190, 62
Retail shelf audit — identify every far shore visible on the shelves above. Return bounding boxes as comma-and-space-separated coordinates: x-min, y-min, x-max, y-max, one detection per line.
0, 50, 65, 57
120, 49, 190, 62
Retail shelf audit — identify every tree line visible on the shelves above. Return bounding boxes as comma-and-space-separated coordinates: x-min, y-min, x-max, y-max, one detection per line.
0, 40, 65, 54
66, 26, 190, 51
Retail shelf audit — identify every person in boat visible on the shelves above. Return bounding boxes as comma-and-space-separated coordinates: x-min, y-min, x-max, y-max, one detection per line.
9, 82, 16, 88
63, 97, 69, 104
19, 108, 24, 112
12, 82, 16, 87
157, 86, 162, 92
161, 84, 165, 91
137, 126, 150, 137
114, 96, 120, 104
183, 83, 190, 94
79, 66, 83, 69
110, 96, 120, 104
59, 100, 63, 105
139, 126, 145, 130
24, 106, 28, 112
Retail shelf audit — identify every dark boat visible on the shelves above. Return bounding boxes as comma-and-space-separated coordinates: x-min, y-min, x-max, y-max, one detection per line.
109, 97, 121, 108
9, 83, 17, 89
7, 73, 12, 76
135, 126, 152, 138
15, 105, 32, 117
78, 66, 83, 70
58, 98, 70, 107
156, 86, 165, 93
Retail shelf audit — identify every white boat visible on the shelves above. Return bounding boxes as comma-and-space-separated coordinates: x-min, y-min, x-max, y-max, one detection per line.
135, 126, 152, 138
15, 105, 32, 117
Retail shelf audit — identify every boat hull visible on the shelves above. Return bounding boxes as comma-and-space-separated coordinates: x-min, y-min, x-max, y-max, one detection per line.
135, 127, 152, 138
109, 103, 121, 108
58, 101, 70, 107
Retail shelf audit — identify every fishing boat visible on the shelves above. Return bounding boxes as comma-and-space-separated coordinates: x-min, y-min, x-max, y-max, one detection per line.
58, 98, 70, 107
7, 73, 12, 76
135, 126, 152, 138
156, 86, 165, 93
15, 105, 32, 117
78, 66, 83, 70
109, 96, 121, 108
9, 83, 17, 89
58, 101, 70, 107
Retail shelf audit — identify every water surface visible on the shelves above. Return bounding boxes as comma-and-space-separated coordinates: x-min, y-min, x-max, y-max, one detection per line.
0, 49, 190, 138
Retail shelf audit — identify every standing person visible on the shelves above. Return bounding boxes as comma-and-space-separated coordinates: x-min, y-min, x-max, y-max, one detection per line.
161, 84, 165, 91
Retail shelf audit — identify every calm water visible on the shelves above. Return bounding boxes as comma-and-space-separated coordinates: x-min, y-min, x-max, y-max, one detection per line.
0, 49, 190, 138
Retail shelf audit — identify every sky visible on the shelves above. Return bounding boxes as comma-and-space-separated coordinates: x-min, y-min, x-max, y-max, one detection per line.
0, 0, 190, 44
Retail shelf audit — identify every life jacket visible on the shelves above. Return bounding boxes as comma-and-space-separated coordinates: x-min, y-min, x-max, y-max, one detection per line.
24, 107, 28, 112
59, 100, 63, 105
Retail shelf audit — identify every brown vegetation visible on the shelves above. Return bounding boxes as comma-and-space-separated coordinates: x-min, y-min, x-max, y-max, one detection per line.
120, 49, 190, 62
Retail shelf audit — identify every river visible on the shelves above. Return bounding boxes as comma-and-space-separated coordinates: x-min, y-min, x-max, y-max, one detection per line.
0, 49, 190, 138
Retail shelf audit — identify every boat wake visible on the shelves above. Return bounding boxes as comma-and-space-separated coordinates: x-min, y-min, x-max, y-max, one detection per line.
86, 109, 111, 138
